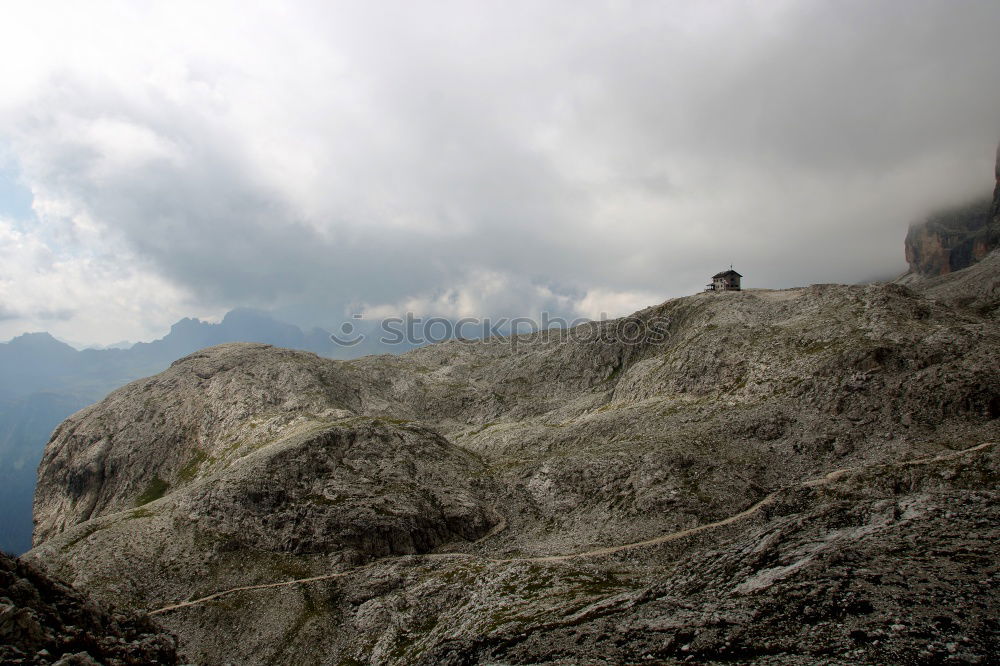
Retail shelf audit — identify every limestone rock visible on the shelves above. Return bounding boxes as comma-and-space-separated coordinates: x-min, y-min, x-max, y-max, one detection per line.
0, 550, 178, 665
25, 257, 1000, 665
904, 197, 998, 276
903, 144, 1000, 278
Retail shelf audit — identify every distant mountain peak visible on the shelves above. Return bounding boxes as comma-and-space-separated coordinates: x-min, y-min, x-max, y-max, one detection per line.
5, 331, 75, 351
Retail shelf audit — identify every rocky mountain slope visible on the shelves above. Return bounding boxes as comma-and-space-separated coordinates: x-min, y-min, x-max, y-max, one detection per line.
0, 550, 178, 665
0, 308, 382, 555
24, 259, 1000, 664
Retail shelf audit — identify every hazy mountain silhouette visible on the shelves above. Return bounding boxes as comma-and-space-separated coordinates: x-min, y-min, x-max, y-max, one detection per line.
0, 308, 351, 554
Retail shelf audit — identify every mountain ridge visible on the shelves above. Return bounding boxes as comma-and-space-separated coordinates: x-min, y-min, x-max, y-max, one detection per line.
23, 261, 1000, 664
0, 308, 350, 554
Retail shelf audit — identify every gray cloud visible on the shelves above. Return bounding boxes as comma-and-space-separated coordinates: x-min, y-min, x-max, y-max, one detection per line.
3, 0, 999, 340
36, 308, 75, 322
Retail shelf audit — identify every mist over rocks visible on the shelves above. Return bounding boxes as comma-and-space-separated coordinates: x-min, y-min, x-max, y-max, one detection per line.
903, 144, 1000, 278
904, 196, 998, 277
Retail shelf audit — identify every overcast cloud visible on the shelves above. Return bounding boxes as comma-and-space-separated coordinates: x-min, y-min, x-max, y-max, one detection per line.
1, 0, 998, 345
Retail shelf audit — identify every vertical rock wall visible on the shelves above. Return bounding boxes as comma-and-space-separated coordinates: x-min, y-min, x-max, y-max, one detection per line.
904, 143, 1000, 277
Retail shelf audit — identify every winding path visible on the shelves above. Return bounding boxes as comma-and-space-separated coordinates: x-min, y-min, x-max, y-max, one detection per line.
150, 442, 993, 616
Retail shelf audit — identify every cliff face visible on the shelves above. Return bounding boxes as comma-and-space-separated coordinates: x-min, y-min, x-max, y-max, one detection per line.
23, 259, 1000, 664
994, 140, 1000, 219
904, 144, 1000, 277
904, 197, 997, 276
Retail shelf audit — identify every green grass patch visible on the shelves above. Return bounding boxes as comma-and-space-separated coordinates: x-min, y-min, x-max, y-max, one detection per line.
135, 476, 169, 506
177, 449, 212, 482
600, 363, 624, 385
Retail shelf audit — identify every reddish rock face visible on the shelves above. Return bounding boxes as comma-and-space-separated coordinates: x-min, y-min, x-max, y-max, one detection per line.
993, 141, 1000, 218
904, 143, 1000, 277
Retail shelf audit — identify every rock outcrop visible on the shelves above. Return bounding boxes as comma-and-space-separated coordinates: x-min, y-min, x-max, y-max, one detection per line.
993, 141, 1000, 220
24, 258, 1000, 664
912, 248, 1000, 317
903, 143, 1000, 277
0, 550, 178, 665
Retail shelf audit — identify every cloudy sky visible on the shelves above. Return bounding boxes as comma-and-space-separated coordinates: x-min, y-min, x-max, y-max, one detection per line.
1, 0, 998, 345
